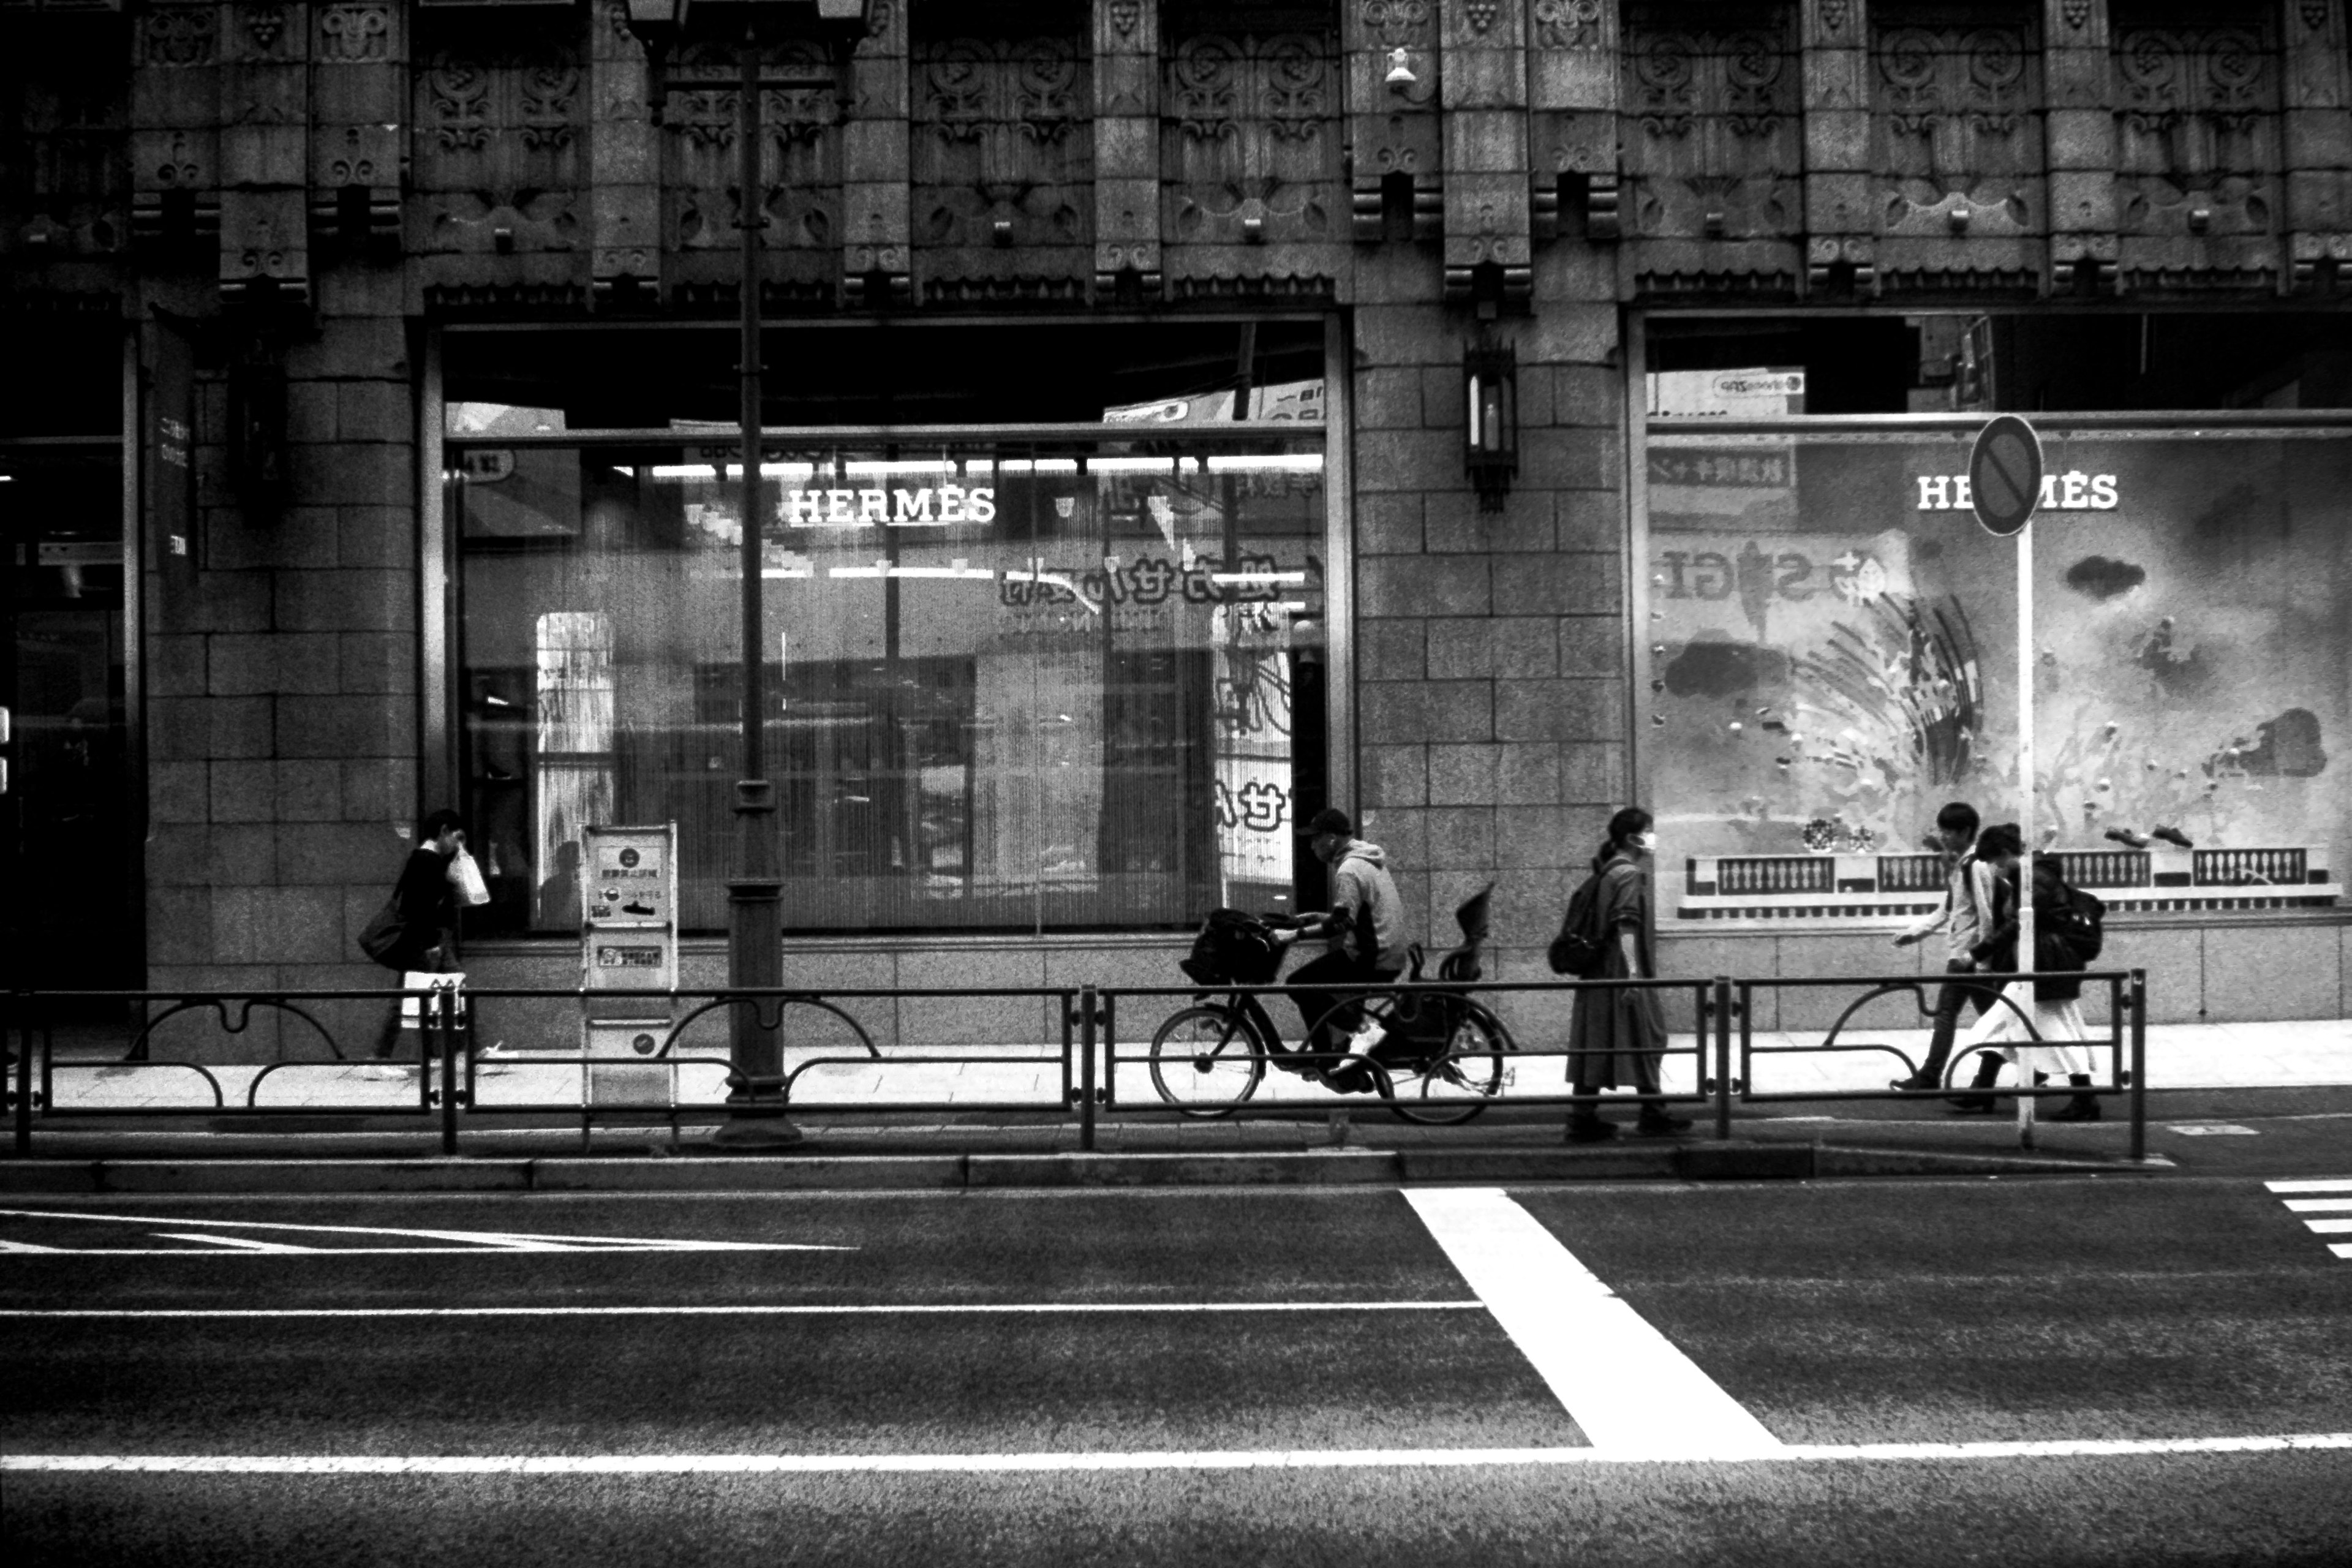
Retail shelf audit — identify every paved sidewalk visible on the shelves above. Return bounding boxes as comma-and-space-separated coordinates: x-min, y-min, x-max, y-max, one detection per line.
32, 1019, 2351, 1115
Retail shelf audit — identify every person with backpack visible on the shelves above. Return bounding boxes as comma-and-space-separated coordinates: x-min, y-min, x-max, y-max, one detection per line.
1949, 841, 2106, 1120
1888, 801, 2002, 1093
1272, 808, 1410, 1080
1562, 806, 1690, 1142
360, 808, 469, 1077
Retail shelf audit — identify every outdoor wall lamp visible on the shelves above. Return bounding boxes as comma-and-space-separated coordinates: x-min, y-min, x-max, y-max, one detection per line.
1385, 47, 1417, 86
1464, 341, 1518, 512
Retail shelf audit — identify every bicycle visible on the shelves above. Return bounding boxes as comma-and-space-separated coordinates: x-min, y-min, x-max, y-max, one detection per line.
1147, 887, 1517, 1125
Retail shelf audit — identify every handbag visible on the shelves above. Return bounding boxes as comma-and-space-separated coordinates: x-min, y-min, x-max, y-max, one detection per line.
449, 846, 492, 907
356, 900, 405, 968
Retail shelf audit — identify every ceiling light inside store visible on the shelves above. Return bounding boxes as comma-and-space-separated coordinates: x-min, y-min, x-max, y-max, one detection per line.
997, 458, 1080, 474
1210, 571, 1309, 585
844, 459, 956, 478
1205, 454, 1324, 473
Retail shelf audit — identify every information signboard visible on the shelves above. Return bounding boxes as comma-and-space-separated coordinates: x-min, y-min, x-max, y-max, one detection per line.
580, 823, 679, 1104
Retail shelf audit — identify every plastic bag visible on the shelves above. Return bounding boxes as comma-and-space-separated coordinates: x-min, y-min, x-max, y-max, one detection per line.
448, 846, 491, 907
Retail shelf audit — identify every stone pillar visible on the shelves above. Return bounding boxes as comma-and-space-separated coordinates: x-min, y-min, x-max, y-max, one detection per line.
2281, 0, 2352, 292
1801, 0, 1874, 295
1528, 0, 1620, 244
1439, 0, 1529, 300
590, 0, 662, 304
2044, 0, 2116, 292
1346, 0, 1443, 243
1092, 0, 1161, 296
217, 0, 310, 303
841, 0, 910, 304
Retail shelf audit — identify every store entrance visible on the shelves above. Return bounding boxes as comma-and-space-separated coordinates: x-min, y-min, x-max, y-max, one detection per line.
3, 446, 138, 1001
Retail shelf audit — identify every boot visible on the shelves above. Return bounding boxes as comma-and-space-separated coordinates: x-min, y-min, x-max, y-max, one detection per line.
1949, 1052, 2003, 1114
2049, 1074, 2103, 1121
1566, 1090, 1618, 1144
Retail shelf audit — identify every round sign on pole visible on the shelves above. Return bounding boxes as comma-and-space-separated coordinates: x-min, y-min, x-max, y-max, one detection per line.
1969, 414, 2043, 537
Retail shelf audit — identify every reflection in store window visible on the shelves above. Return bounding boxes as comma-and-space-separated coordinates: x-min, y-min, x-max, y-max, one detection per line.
1645, 428, 2348, 918
456, 438, 1326, 935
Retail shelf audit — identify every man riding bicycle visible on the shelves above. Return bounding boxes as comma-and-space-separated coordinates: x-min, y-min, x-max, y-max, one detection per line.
1272, 808, 1411, 1077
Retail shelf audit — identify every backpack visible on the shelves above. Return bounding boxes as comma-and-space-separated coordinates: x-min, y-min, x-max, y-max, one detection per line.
2043, 881, 2105, 967
1546, 872, 1611, 978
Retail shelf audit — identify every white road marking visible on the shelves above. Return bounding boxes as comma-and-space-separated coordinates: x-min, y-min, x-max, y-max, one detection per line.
2282, 1199, 2352, 1212
151, 1234, 317, 1254
0, 1240, 68, 1254
1403, 1188, 1784, 1460
0, 1301, 1483, 1320
7, 1434, 2350, 1474
2264, 1179, 2352, 1193
2334, 1245, 2352, 1261
2301, 1219, 2352, 1234
0, 1208, 850, 1254
2168, 1125, 2258, 1136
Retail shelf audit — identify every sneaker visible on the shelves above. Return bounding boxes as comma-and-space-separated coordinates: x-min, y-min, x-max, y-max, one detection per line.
1634, 1111, 1694, 1137
1888, 1074, 1939, 1092
1566, 1117, 1619, 1144
1947, 1095, 1996, 1114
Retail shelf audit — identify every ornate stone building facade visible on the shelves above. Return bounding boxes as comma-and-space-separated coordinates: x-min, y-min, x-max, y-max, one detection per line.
8, 0, 2352, 1041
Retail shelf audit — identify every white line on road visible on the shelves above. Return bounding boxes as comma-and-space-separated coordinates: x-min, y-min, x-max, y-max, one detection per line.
7, 1434, 2350, 1475
1403, 1188, 1784, 1460
2264, 1179, 2352, 1193
0, 1302, 1485, 1320
2301, 1219, 2352, 1234
149, 1233, 317, 1254
0, 1208, 851, 1254
2282, 1199, 2352, 1212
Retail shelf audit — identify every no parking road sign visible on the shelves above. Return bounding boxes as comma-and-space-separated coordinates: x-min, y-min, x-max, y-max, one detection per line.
1969, 414, 2044, 537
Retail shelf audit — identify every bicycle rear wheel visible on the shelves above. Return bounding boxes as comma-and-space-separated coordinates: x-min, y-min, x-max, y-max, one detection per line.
1390, 1003, 1512, 1125
1148, 1005, 1265, 1118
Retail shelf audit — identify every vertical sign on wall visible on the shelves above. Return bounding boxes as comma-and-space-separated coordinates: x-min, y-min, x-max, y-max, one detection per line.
149, 323, 197, 590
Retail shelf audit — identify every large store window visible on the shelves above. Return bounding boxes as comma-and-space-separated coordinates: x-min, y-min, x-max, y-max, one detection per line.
1642, 421, 2352, 916
450, 424, 1329, 935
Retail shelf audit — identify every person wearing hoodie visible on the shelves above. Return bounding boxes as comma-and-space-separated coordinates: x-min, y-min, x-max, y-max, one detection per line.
1273, 807, 1410, 1077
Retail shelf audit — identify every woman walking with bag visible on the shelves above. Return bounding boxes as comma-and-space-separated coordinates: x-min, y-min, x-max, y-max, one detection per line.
360, 808, 477, 1077
1565, 807, 1692, 1143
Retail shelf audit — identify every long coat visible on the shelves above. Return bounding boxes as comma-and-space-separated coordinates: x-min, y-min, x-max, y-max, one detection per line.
1564, 852, 1667, 1089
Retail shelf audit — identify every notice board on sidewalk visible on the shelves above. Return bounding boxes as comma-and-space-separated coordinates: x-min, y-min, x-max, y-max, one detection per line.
580, 823, 679, 1102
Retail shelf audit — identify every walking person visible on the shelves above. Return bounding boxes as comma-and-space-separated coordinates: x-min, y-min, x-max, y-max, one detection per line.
1950, 848, 2103, 1117
1565, 807, 1691, 1142
1272, 808, 1409, 1080
364, 808, 468, 1078
1890, 801, 2002, 1092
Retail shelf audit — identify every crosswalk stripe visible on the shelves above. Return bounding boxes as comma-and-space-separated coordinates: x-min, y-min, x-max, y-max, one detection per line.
2282, 1199, 2352, 1212
2263, 1179, 2352, 1193
6, 1434, 2350, 1474
1404, 1188, 1783, 1460
2302, 1219, 2352, 1234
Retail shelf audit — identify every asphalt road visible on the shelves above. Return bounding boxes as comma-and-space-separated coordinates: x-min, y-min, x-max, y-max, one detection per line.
2, 1172, 2349, 1566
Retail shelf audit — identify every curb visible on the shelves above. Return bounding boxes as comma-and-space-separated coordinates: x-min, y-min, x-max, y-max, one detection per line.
0, 1141, 2147, 1195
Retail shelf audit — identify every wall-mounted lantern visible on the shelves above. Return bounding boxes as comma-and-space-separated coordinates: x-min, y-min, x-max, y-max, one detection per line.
1385, 47, 1417, 87
1464, 340, 1518, 512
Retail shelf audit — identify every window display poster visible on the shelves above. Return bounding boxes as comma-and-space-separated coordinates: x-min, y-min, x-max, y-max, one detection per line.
1645, 432, 2351, 875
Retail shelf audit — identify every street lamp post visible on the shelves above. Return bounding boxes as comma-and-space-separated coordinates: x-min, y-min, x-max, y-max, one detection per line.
622, 0, 873, 1149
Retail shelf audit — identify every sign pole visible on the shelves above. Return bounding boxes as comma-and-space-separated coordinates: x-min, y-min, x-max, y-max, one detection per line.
2016, 526, 2035, 1150
1966, 414, 2045, 1151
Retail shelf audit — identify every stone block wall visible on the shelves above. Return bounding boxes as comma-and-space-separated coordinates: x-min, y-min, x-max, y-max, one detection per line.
1349, 242, 1629, 1016
140, 261, 417, 1061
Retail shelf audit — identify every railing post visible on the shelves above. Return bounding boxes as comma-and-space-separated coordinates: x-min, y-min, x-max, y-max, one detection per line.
10, 992, 29, 1158
1713, 976, 1733, 1141
1078, 986, 1099, 1153
438, 985, 460, 1156
2129, 967, 2147, 1164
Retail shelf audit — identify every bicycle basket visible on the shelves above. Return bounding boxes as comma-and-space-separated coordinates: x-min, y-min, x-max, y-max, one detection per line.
1181, 908, 1283, 987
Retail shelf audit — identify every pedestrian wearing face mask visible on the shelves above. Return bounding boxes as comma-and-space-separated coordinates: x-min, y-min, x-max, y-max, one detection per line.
1565, 807, 1691, 1142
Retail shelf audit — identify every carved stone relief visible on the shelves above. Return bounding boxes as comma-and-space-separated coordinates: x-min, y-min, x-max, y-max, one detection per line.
1874, 24, 2042, 238
2113, 23, 2275, 238
1620, 8, 1801, 242
913, 32, 1090, 254
1163, 27, 1339, 246
1532, 0, 1605, 49
415, 28, 587, 255
140, 6, 220, 67
317, 4, 394, 64
662, 36, 841, 263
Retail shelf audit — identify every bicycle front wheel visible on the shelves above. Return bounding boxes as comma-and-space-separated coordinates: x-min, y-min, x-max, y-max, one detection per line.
1148, 1005, 1265, 1118
1391, 1003, 1513, 1126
